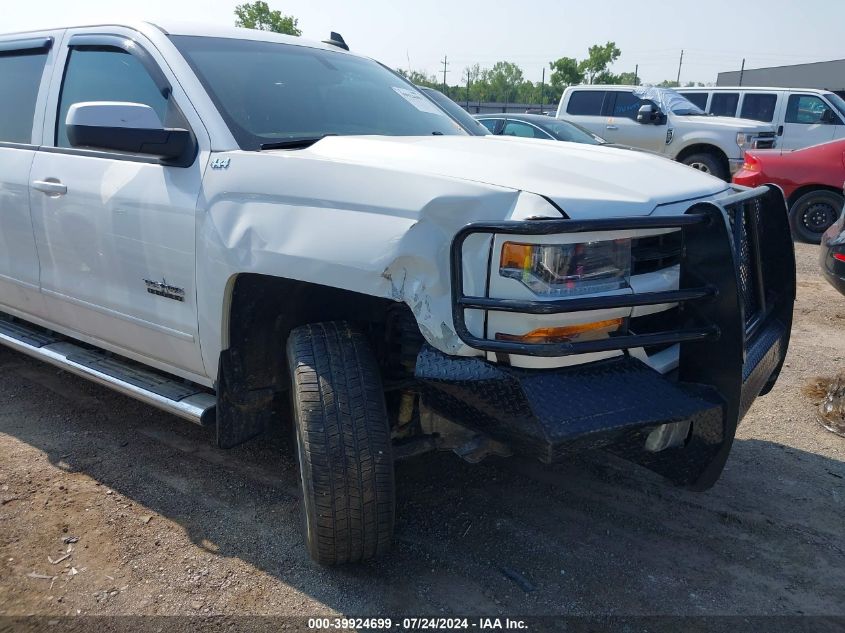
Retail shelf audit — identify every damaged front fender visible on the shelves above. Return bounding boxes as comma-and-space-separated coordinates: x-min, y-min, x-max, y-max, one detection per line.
195, 150, 562, 376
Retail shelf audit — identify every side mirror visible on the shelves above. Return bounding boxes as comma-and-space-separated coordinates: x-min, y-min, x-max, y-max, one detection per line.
821, 108, 837, 124
66, 102, 194, 165
636, 103, 657, 124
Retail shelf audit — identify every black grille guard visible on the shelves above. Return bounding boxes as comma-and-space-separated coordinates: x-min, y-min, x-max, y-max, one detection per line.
434, 185, 796, 489
450, 185, 792, 362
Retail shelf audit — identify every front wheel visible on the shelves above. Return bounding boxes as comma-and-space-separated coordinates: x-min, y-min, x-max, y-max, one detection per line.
680, 152, 729, 182
286, 321, 395, 565
789, 189, 843, 244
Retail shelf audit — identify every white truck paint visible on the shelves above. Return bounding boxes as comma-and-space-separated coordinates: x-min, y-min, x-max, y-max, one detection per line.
0, 22, 795, 564
678, 86, 845, 151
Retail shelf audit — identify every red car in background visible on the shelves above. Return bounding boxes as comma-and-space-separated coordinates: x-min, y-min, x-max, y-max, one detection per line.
733, 139, 845, 243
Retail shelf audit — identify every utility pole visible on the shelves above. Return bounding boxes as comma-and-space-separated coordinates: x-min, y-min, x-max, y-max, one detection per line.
540, 67, 545, 112
739, 58, 745, 86
464, 67, 471, 108
676, 49, 684, 85
634, 64, 639, 86
441, 55, 449, 92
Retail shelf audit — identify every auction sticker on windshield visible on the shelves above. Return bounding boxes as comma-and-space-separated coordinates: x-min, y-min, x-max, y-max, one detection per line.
392, 86, 447, 115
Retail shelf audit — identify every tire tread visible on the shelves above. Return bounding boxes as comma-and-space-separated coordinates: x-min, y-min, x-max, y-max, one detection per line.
287, 321, 394, 565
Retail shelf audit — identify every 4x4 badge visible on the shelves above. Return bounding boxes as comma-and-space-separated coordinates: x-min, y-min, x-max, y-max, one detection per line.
210, 157, 231, 169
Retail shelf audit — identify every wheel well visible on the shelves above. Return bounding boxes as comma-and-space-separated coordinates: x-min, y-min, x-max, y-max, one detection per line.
216, 273, 402, 448
675, 144, 728, 172
787, 184, 843, 208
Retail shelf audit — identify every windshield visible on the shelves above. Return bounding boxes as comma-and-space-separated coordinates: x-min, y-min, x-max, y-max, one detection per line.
418, 87, 489, 135
825, 93, 845, 119
171, 36, 466, 149
633, 86, 705, 116
542, 119, 605, 144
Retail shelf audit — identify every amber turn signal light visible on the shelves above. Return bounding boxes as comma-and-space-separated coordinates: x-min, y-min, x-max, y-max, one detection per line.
495, 318, 624, 344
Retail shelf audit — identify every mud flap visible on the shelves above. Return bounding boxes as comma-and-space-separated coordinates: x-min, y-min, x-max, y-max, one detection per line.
215, 349, 275, 449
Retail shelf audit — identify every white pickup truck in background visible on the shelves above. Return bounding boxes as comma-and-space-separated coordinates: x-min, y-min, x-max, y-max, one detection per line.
557, 85, 778, 180
678, 86, 845, 151
0, 22, 795, 565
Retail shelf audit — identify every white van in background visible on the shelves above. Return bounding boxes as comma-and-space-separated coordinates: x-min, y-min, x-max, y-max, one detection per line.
557, 85, 777, 181
678, 87, 845, 151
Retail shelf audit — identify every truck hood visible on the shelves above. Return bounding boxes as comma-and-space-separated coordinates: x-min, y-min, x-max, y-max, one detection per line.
292, 135, 728, 218
673, 114, 775, 133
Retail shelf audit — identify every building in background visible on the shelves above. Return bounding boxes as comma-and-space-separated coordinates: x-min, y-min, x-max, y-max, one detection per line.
718, 59, 845, 97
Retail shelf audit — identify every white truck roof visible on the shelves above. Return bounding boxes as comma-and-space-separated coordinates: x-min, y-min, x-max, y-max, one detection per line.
0, 20, 347, 55
680, 86, 830, 94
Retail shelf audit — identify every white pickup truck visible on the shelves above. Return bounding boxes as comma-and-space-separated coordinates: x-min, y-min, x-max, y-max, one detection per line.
0, 22, 796, 565
557, 85, 779, 181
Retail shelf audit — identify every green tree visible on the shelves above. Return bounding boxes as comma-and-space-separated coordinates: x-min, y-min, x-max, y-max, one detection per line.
516, 80, 538, 104
396, 68, 439, 89
616, 71, 640, 86
657, 79, 680, 88
579, 42, 621, 84
468, 66, 491, 102
487, 61, 525, 103
234, 1, 301, 35
593, 71, 621, 85
549, 56, 584, 91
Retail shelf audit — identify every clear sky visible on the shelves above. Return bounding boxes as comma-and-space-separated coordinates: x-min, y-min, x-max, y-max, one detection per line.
4, 0, 843, 86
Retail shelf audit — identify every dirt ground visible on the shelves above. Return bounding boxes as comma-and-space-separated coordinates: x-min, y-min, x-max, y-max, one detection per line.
0, 242, 843, 618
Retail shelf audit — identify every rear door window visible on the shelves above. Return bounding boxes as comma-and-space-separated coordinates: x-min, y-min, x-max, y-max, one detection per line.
679, 92, 708, 111
710, 92, 739, 117
502, 120, 550, 138
740, 93, 778, 122
0, 47, 49, 143
566, 90, 607, 115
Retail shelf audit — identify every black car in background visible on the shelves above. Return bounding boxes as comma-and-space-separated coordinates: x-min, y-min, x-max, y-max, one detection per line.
475, 112, 607, 144
821, 207, 845, 296
476, 113, 667, 156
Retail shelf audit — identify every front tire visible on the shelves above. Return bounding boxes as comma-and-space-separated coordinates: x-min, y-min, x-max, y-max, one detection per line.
286, 321, 395, 565
680, 152, 729, 181
789, 189, 843, 244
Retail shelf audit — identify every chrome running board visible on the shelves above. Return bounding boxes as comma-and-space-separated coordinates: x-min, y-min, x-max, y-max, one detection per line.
0, 315, 215, 425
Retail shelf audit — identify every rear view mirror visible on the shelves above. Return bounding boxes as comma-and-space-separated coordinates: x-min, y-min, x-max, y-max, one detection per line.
66, 102, 195, 165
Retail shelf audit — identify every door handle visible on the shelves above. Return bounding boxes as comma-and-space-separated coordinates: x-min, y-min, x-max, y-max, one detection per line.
606, 125, 618, 130
777, 125, 784, 136
32, 179, 67, 196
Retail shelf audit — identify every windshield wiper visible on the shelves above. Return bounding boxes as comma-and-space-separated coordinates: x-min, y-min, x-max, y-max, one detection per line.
260, 134, 336, 150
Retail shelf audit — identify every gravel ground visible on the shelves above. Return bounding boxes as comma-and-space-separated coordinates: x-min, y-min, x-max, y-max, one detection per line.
0, 242, 843, 618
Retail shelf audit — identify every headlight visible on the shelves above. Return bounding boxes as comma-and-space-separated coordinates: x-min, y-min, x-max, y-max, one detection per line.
736, 132, 748, 148
499, 239, 631, 297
